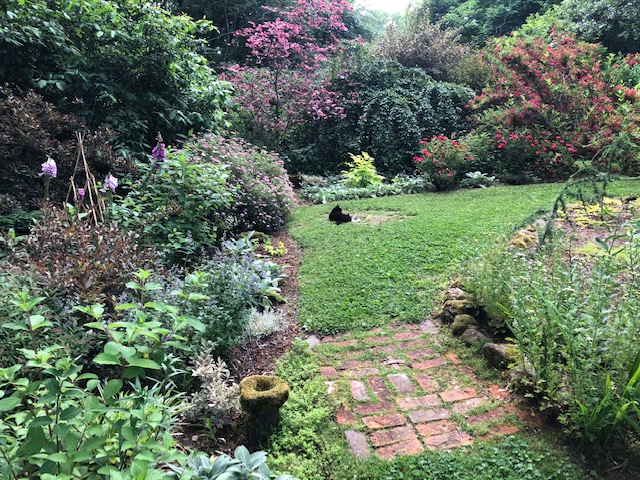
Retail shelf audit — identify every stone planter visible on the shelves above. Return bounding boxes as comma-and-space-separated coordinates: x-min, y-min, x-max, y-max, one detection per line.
240, 375, 290, 445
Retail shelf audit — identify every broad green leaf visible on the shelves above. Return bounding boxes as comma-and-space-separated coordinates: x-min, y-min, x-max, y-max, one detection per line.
127, 357, 161, 370
30, 415, 53, 427
0, 395, 21, 411
102, 379, 123, 400
93, 353, 121, 365
15, 425, 46, 457
2, 322, 29, 331
60, 406, 82, 420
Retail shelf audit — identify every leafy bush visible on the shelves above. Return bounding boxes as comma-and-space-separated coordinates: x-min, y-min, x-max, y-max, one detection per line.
182, 133, 296, 234
113, 148, 232, 263
0, 0, 231, 155
288, 60, 474, 175
461, 171, 497, 188
222, 0, 350, 144
413, 135, 474, 190
466, 216, 640, 444
27, 206, 157, 306
341, 152, 384, 188
557, 0, 640, 53
469, 30, 640, 182
0, 285, 204, 478
140, 244, 285, 355
373, 3, 473, 81
184, 350, 239, 435
181, 446, 298, 480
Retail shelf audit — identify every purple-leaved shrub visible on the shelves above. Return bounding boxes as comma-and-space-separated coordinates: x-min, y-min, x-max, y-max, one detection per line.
184, 133, 297, 233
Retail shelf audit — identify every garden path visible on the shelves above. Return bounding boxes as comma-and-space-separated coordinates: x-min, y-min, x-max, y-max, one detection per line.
307, 319, 542, 460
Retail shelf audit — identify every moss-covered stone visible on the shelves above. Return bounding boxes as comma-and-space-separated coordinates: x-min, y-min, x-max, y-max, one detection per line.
508, 229, 538, 249
239, 375, 290, 414
451, 314, 477, 336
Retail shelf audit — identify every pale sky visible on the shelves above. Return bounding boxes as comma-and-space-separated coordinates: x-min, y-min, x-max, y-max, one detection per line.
354, 0, 414, 14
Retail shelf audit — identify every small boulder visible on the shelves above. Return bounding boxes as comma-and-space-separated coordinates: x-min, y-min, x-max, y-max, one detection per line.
451, 314, 477, 336
460, 327, 488, 346
482, 342, 518, 370
442, 299, 475, 321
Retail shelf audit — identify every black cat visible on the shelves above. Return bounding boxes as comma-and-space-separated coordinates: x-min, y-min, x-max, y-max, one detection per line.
329, 205, 352, 224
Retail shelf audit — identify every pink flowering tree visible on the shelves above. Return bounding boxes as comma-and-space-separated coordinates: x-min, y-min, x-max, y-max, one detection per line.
223, 0, 352, 142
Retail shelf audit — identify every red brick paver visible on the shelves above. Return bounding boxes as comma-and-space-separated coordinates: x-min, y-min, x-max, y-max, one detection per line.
412, 357, 448, 370
375, 438, 424, 459
369, 426, 417, 447
396, 394, 441, 411
439, 388, 477, 403
362, 413, 407, 429
317, 321, 528, 460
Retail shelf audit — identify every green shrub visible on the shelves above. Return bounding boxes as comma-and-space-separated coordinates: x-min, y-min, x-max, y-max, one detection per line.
0, 0, 231, 155
180, 446, 298, 480
0, 282, 204, 478
113, 148, 232, 263
342, 152, 384, 188
288, 60, 474, 175
466, 217, 640, 444
182, 133, 297, 234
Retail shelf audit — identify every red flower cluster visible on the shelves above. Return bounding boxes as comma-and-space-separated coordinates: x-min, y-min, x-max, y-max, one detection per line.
470, 30, 640, 180
413, 135, 473, 190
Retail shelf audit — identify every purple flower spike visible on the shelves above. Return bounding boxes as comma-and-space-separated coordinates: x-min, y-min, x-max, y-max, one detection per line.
152, 142, 166, 169
102, 174, 118, 193
39, 157, 57, 178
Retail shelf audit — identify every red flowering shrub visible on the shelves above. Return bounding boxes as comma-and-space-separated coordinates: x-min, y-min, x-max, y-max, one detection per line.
413, 135, 473, 190
469, 30, 640, 182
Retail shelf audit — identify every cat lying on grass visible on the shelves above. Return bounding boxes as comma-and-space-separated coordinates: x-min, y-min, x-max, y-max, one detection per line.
329, 205, 352, 224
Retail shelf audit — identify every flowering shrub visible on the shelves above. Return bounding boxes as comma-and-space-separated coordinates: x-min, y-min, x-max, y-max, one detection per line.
184, 133, 296, 233
413, 135, 473, 190
113, 147, 232, 262
469, 30, 640, 182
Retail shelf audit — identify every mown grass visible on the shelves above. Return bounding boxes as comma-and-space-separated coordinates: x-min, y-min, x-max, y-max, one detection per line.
270, 178, 640, 479
290, 179, 640, 334
289, 183, 560, 333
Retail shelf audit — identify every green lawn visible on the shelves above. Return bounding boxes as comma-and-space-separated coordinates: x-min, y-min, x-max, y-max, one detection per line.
269, 179, 640, 480
289, 183, 564, 334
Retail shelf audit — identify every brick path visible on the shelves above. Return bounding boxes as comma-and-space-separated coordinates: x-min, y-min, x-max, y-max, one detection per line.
308, 319, 540, 460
